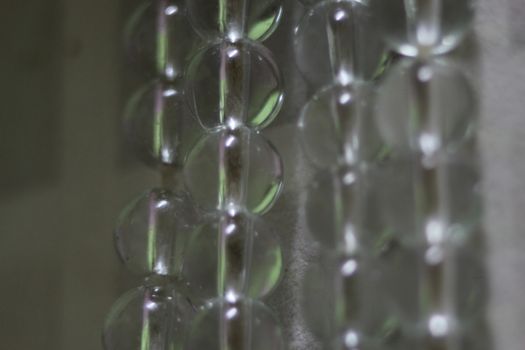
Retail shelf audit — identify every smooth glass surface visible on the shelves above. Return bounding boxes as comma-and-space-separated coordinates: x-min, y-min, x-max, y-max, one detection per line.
182, 209, 283, 303
125, 0, 199, 80
123, 79, 200, 168
294, 0, 386, 87
184, 128, 283, 214
186, 0, 283, 42
185, 298, 285, 350
114, 188, 199, 276
375, 58, 475, 156
186, 40, 284, 130
103, 280, 194, 350
372, 0, 475, 57
299, 83, 383, 169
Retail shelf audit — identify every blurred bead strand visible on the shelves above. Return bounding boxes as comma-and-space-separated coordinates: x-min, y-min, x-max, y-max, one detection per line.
181, 0, 286, 349
296, 0, 387, 348
375, 0, 479, 348
103, 1, 201, 349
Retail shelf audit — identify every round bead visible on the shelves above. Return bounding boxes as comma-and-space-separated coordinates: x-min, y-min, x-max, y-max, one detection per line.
185, 298, 285, 350
298, 83, 383, 169
184, 127, 283, 214
182, 209, 283, 303
125, 0, 200, 80
375, 58, 475, 156
114, 189, 199, 276
371, 0, 475, 57
185, 40, 284, 130
294, 0, 386, 87
186, 0, 283, 42
123, 79, 201, 168
103, 280, 194, 350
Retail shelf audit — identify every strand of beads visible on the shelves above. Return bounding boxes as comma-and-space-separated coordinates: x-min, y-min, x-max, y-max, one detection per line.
103, 1, 202, 349
374, 0, 482, 348
295, 1, 388, 348
180, 1, 286, 349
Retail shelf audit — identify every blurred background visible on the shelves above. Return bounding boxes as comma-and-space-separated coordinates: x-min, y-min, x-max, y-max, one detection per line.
1, 0, 525, 349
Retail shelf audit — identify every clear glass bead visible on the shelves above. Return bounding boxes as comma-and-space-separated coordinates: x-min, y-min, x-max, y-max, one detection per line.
294, 0, 386, 87
185, 298, 285, 350
186, 0, 283, 42
371, 0, 475, 57
182, 209, 282, 303
184, 127, 283, 214
185, 40, 284, 130
103, 280, 194, 350
114, 189, 199, 276
125, 0, 200, 80
302, 253, 385, 341
375, 58, 475, 157
299, 83, 383, 169
123, 79, 201, 168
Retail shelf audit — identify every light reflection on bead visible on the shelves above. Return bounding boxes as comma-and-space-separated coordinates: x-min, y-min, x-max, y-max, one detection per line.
114, 189, 199, 276
185, 298, 285, 350
186, 40, 284, 130
184, 127, 283, 214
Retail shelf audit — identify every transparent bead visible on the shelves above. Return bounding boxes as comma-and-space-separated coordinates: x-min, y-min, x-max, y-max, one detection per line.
114, 189, 199, 276
185, 298, 285, 350
103, 279, 194, 350
186, 0, 283, 42
299, 83, 383, 169
375, 151, 481, 247
371, 0, 475, 57
294, 0, 386, 87
186, 40, 284, 130
182, 209, 282, 303
123, 80, 201, 168
302, 253, 385, 341
125, 0, 200, 80
379, 243, 486, 337
375, 58, 475, 157
184, 127, 283, 214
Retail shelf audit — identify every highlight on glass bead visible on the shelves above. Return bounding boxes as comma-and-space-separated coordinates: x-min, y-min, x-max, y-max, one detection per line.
301, 252, 385, 341
186, 0, 283, 42
184, 127, 283, 214
185, 298, 285, 350
103, 280, 194, 350
185, 40, 284, 130
294, 0, 386, 87
124, 0, 200, 80
376, 153, 481, 248
182, 208, 283, 303
371, 0, 475, 57
298, 83, 383, 169
123, 79, 201, 168
375, 58, 476, 157
114, 188, 199, 276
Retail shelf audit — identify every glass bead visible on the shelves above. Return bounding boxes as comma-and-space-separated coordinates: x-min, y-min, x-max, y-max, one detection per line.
186, 0, 283, 42
182, 209, 283, 303
123, 79, 201, 168
185, 298, 285, 350
375, 150, 481, 247
184, 127, 283, 214
185, 40, 284, 130
371, 0, 475, 57
298, 83, 383, 169
375, 58, 475, 157
103, 280, 194, 350
114, 189, 199, 276
378, 243, 486, 337
302, 253, 385, 341
125, 0, 200, 80
294, 0, 386, 87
